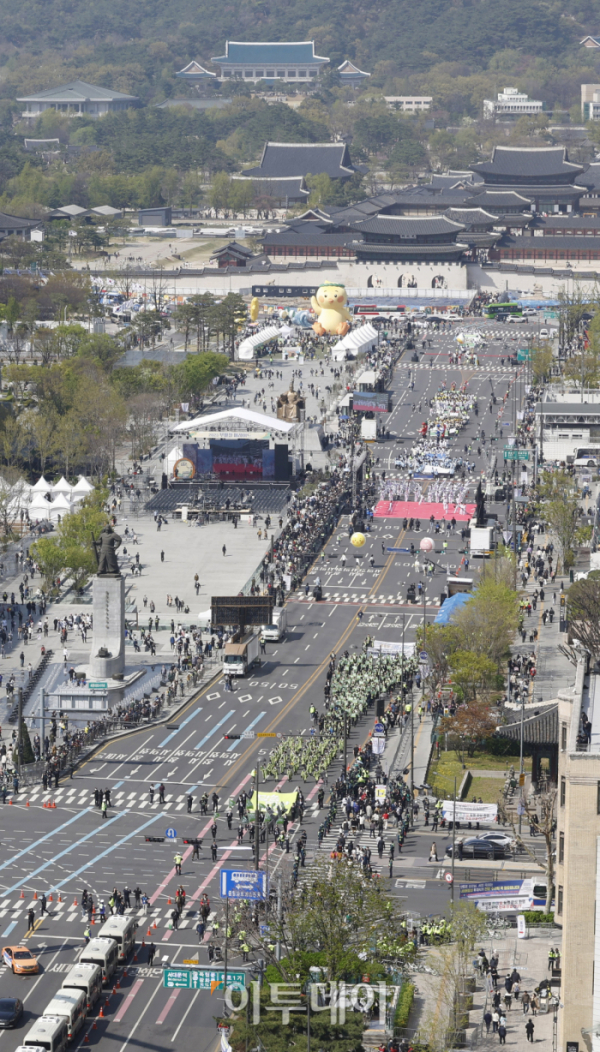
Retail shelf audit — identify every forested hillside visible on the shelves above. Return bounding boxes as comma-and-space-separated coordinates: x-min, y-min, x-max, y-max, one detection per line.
0, 0, 597, 217
0, 0, 598, 106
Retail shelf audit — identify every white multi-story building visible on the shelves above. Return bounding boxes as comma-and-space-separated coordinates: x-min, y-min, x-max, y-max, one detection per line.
582, 83, 600, 120
483, 87, 544, 119
384, 96, 432, 112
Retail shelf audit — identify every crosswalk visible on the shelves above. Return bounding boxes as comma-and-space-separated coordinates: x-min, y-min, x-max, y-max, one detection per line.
15, 787, 222, 812
292, 591, 442, 605
0, 898, 210, 936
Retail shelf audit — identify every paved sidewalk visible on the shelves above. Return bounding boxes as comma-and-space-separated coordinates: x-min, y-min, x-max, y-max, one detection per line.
471, 926, 561, 1052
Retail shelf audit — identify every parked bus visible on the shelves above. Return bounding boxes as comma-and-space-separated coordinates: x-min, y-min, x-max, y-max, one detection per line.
353, 304, 406, 318
485, 302, 523, 319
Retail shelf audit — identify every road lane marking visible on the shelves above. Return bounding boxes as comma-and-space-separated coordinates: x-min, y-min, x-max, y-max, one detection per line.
116, 979, 162, 1052
226, 712, 266, 751
170, 988, 199, 1042
194, 710, 235, 750
46, 813, 164, 894
114, 978, 144, 1022
0, 810, 88, 875
158, 708, 203, 748
2, 811, 127, 896
157, 989, 180, 1023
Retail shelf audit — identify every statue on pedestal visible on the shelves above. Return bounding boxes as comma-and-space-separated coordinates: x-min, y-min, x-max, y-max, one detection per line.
276, 381, 305, 423
92, 524, 122, 577
475, 481, 486, 527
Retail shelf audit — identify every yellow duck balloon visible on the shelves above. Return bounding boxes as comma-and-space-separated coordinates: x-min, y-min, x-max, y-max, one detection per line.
250, 297, 259, 322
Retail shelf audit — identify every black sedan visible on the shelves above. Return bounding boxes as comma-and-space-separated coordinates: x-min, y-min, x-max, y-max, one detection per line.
0, 998, 23, 1028
445, 838, 510, 861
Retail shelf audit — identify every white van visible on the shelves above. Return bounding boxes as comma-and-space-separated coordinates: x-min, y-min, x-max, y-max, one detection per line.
21, 1017, 69, 1052
79, 938, 118, 983
261, 607, 287, 642
42, 992, 86, 1043
96, 916, 138, 961
62, 963, 103, 1007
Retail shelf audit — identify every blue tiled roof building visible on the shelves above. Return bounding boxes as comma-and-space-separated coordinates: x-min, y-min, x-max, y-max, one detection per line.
211, 41, 329, 83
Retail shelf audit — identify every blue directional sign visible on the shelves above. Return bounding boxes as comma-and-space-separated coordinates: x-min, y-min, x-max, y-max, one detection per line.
220, 869, 269, 901
165, 828, 177, 839
374, 723, 385, 735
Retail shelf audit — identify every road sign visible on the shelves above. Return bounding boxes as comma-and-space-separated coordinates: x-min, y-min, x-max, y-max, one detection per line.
503, 449, 529, 461
374, 723, 385, 734
220, 869, 269, 901
256, 732, 276, 738
88, 682, 108, 690
419, 651, 428, 662
165, 828, 177, 839
183, 959, 199, 965
163, 967, 247, 989
445, 872, 454, 884
241, 731, 256, 739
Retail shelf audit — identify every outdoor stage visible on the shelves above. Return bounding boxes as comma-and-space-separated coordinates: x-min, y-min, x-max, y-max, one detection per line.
373, 500, 475, 522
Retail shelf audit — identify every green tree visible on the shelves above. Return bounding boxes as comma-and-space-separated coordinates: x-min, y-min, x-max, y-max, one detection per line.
176, 351, 228, 397
537, 469, 580, 570
447, 651, 500, 704
209, 172, 231, 216
32, 488, 109, 594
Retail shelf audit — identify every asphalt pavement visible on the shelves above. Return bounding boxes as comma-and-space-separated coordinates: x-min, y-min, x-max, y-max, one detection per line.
0, 319, 532, 1052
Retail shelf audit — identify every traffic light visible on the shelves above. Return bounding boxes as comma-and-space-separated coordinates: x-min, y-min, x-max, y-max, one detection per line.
560, 594, 566, 608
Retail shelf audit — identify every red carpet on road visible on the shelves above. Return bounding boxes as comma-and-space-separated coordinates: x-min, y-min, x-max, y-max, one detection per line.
374, 500, 475, 522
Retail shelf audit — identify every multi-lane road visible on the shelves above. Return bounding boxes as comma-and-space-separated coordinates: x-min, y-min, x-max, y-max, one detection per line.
0, 319, 527, 1052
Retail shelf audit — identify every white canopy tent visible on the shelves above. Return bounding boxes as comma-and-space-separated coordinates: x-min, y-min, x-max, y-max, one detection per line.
52, 476, 72, 495
28, 493, 53, 519
31, 475, 52, 494
48, 493, 73, 521
332, 323, 379, 360
172, 407, 296, 437
71, 476, 95, 496
236, 326, 282, 361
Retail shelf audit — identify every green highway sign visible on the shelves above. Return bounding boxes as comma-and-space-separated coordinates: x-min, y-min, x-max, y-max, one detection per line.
88, 682, 108, 690
163, 967, 247, 989
503, 449, 529, 461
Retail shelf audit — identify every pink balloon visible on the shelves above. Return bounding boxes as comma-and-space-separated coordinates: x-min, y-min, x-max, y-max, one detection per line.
420, 537, 434, 553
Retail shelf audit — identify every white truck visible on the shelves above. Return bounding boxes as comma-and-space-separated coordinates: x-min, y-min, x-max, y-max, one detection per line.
223, 632, 260, 676
261, 606, 287, 642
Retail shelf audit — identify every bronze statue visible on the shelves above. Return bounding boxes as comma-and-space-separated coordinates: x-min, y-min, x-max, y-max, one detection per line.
92, 524, 122, 576
276, 380, 305, 423
475, 481, 486, 527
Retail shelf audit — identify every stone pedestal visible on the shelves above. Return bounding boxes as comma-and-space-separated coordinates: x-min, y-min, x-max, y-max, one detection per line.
90, 575, 125, 679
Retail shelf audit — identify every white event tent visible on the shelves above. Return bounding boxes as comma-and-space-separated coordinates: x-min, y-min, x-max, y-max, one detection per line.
236, 326, 282, 361
331, 323, 379, 360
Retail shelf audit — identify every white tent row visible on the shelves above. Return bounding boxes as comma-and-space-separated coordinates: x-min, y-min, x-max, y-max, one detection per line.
1, 475, 95, 522
331, 323, 379, 360
236, 326, 283, 361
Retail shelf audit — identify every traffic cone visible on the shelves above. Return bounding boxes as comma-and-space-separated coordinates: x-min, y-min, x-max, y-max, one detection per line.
141, 939, 145, 948
92, 1020, 97, 1031
20, 890, 24, 899
116, 979, 120, 989
33, 892, 37, 900
99, 1006, 104, 1018
48, 894, 53, 902
146, 927, 151, 937
123, 969, 128, 978
52, 801, 56, 808
8, 798, 12, 805
58, 894, 62, 903
133, 954, 138, 962
91, 917, 95, 926
153, 921, 157, 929
105, 995, 110, 1006
84, 1034, 89, 1044
112, 986, 116, 997
26, 800, 29, 808
167, 897, 172, 905
73, 899, 78, 907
